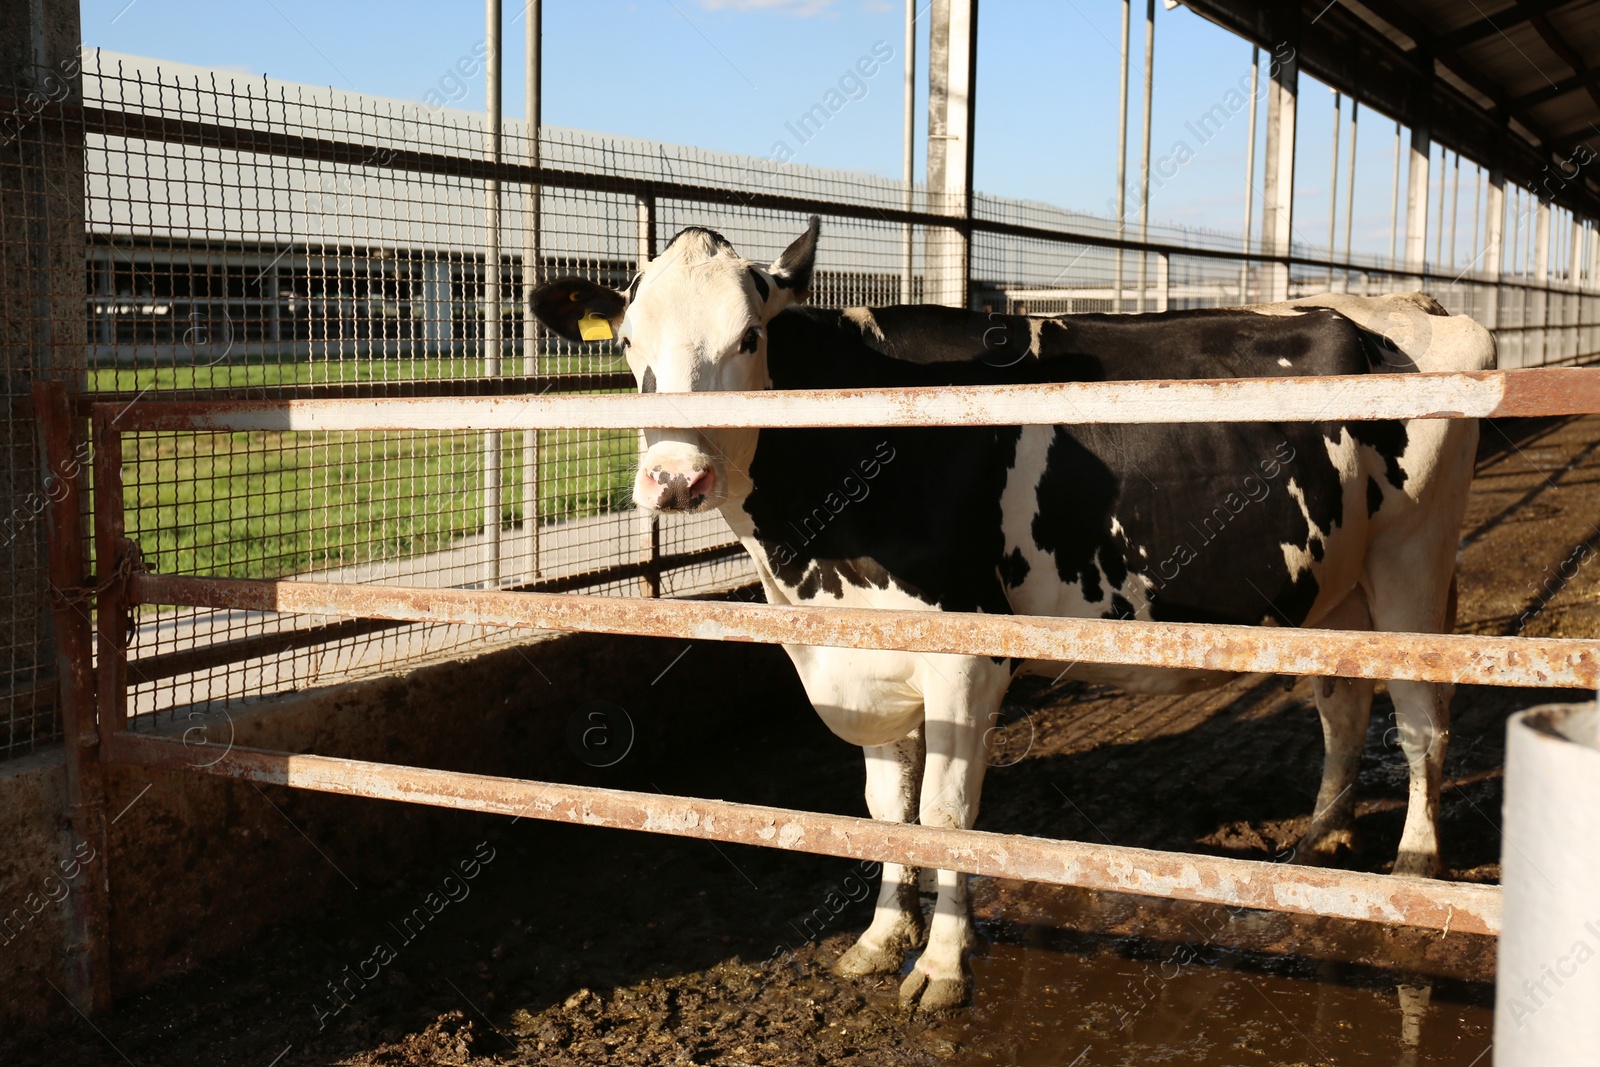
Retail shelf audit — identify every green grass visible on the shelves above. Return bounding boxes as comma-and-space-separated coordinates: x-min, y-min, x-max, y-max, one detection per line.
97, 359, 637, 580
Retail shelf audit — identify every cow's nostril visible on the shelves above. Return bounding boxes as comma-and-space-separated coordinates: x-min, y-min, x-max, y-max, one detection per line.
688, 469, 716, 498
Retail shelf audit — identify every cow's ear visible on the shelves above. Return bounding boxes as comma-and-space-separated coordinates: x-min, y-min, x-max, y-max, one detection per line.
769, 215, 820, 304
532, 277, 627, 343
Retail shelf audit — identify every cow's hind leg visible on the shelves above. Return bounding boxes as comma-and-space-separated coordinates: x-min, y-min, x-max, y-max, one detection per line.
898, 656, 1011, 1012
1297, 586, 1375, 863
1366, 527, 1459, 879
836, 729, 926, 976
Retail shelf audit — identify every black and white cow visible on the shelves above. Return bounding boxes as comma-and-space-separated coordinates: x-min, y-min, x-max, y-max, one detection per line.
533, 218, 1494, 1011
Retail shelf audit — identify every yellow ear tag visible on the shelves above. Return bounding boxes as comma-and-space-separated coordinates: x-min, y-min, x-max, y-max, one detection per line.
577, 311, 614, 342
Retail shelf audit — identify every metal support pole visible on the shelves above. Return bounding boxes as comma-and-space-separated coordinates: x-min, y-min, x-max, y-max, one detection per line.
1241, 45, 1259, 303
1261, 23, 1298, 302
1495, 701, 1600, 1064
1114, 0, 1131, 312
521, 0, 542, 581
1136, 0, 1154, 312
636, 195, 661, 598
1535, 197, 1551, 366
924, 0, 976, 309
1404, 123, 1431, 284
91, 418, 128, 749
1343, 99, 1357, 271
1389, 121, 1402, 267
901, 0, 916, 304
483, 0, 503, 586
1434, 147, 1447, 269
1327, 90, 1340, 289
33, 383, 112, 1015
1447, 151, 1460, 271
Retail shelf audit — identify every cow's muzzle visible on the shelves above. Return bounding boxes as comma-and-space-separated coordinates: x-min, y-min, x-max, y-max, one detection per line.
637, 463, 717, 511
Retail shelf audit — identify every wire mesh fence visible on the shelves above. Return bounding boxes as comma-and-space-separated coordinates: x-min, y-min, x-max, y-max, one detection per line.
3, 47, 1600, 757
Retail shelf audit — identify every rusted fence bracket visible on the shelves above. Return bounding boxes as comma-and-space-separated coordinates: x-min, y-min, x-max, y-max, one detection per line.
31, 381, 112, 1014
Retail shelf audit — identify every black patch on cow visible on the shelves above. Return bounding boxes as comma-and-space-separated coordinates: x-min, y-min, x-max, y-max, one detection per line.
641, 367, 656, 394
1105, 594, 1136, 621
1367, 476, 1383, 517
740, 303, 1398, 638
749, 268, 770, 302
1349, 420, 1409, 490
1032, 429, 1120, 604
664, 226, 735, 254
998, 547, 1030, 588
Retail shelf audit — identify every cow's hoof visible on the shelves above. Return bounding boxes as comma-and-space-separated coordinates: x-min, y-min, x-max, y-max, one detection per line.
835, 940, 904, 976
1391, 850, 1442, 878
1294, 827, 1356, 865
898, 966, 969, 1012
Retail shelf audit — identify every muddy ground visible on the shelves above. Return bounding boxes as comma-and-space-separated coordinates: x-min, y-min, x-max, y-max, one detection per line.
6, 415, 1598, 1066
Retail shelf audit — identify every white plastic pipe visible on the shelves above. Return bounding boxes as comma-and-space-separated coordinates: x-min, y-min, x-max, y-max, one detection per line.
1495, 701, 1600, 1065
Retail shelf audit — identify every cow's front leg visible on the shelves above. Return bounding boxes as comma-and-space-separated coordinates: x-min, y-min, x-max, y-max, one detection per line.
836, 729, 926, 977
898, 656, 1011, 1012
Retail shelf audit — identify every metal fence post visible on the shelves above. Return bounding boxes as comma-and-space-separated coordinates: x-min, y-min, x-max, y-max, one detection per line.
483, 0, 504, 586
90, 415, 129, 748
924, 0, 975, 309
636, 194, 661, 598
901, 0, 916, 305
1135, 0, 1154, 313
1535, 198, 1551, 366
33, 382, 112, 1014
1261, 9, 1299, 302
522, 0, 542, 583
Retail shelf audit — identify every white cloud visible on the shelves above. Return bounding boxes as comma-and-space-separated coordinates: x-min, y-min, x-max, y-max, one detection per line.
698, 0, 839, 15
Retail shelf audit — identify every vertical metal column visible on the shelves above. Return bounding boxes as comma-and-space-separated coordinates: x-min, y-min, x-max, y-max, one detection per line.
483, 0, 503, 586
522, 0, 542, 581
636, 196, 661, 598
1434, 147, 1447, 268
1389, 120, 1402, 265
1342, 100, 1358, 272
902, 0, 916, 305
33, 383, 111, 1014
1261, 21, 1298, 303
923, 0, 976, 309
1404, 123, 1431, 284
1447, 151, 1460, 271
1136, 0, 1154, 312
1114, 0, 1131, 312
1241, 45, 1259, 304
1571, 214, 1585, 361
1327, 90, 1340, 289
91, 418, 128, 755
1535, 197, 1551, 366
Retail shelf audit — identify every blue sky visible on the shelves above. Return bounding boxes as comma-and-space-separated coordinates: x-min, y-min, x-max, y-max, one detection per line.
81, 0, 1488, 260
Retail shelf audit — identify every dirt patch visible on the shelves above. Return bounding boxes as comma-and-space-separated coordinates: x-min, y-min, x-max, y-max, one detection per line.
7, 415, 1597, 1066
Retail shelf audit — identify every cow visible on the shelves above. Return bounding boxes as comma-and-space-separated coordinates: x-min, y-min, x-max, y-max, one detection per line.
531, 217, 1494, 1012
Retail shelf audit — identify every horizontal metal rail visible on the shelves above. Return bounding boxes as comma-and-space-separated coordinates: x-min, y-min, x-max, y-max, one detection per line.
95, 368, 1600, 433
125, 542, 745, 686
54, 97, 1600, 288
105, 731, 1502, 936
130, 575, 1600, 689
73, 371, 636, 416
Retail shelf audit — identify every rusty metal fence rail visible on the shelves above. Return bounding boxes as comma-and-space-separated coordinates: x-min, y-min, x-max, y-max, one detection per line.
37, 364, 1600, 1012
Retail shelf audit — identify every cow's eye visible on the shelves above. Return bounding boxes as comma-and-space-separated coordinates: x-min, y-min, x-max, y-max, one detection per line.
739, 326, 761, 354
619, 336, 631, 350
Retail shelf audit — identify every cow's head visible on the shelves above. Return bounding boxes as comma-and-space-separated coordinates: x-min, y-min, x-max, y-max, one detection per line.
531, 217, 819, 513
